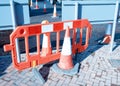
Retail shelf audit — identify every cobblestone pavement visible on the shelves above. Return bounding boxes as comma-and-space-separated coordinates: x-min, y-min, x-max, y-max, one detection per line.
1, 45, 120, 86
1, 1, 120, 86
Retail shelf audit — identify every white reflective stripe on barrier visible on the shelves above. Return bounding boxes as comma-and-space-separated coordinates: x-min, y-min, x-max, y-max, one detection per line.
42, 24, 53, 33
64, 22, 73, 29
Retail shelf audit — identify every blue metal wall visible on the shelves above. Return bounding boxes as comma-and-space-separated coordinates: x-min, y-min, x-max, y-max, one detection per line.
0, 0, 30, 30
62, 1, 120, 24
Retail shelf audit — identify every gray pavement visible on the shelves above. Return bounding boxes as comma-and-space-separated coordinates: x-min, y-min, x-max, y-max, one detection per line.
0, 1, 120, 86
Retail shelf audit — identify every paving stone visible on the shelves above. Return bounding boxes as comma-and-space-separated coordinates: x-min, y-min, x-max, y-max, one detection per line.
93, 78, 100, 84
14, 78, 23, 85
90, 73, 96, 79
86, 80, 93, 86
69, 83, 80, 86
22, 77, 31, 84
102, 70, 107, 76
49, 81, 57, 86
56, 80, 64, 86
105, 79, 111, 86
0, 80, 7, 86
70, 76, 78, 84
2, 76, 11, 81
19, 83, 28, 86
96, 70, 102, 77
102, 75, 111, 80
44, 82, 50, 86
93, 83, 99, 86
84, 72, 91, 80
99, 81, 105, 86
75, 81, 86, 86
112, 78, 117, 84
63, 77, 71, 84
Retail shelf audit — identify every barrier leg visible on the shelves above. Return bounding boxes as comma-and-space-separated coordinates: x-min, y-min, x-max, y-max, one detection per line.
32, 61, 45, 84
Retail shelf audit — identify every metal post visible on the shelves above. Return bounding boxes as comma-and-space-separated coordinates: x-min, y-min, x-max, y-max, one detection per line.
110, 1, 119, 52
106, 23, 112, 36
10, 0, 21, 63
75, 2, 78, 20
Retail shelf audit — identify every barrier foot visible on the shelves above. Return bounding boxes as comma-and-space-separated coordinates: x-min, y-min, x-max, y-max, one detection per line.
51, 63, 80, 76
32, 68, 45, 84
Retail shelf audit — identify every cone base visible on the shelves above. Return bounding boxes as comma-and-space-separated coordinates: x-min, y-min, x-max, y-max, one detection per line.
35, 6, 39, 9
98, 35, 111, 45
51, 16, 59, 18
51, 63, 80, 76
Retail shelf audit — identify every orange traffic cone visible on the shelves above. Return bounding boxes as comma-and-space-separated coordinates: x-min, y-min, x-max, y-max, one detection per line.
58, 27, 74, 70
52, 4, 57, 18
43, 2, 46, 13
30, 0, 33, 7
35, 0, 39, 9
98, 23, 112, 44
41, 20, 52, 56
51, 27, 79, 75
102, 35, 111, 44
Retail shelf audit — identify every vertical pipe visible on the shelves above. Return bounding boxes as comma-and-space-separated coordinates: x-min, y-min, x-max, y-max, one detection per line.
75, 2, 79, 44
25, 37, 29, 58
80, 29, 83, 45
75, 2, 78, 20
56, 32, 60, 53
106, 23, 112, 36
10, 0, 21, 63
110, 1, 119, 52
37, 34, 40, 55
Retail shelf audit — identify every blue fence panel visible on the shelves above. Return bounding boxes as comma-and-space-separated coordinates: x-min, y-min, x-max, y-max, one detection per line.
62, 1, 120, 24
0, 0, 30, 30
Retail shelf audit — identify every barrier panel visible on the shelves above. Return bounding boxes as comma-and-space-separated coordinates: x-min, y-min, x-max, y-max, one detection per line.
0, 0, 30, 30
62, 1, 120, 52
4, 19, 92, 71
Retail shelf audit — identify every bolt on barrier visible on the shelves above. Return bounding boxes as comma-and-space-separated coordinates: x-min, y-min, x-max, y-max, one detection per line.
4, 19, 92, 71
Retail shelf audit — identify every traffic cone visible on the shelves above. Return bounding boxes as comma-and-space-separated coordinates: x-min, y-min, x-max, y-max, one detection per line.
43, 2, 46, 13
102, 35, 111, 44
98, 23, 112, 44
35, 0, 39, 9
51, 27, 79, 75
41, 20, 52, 56
52, 4, 57, 18
30, 0, 33, 7
58, 27, 73, 70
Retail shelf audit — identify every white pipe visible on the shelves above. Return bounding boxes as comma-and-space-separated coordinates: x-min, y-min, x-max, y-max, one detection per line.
10, 0, 21, 63
110, 1, 119, 52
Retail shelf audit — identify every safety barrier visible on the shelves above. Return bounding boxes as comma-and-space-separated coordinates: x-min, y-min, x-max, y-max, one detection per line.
4, 19, 92, 70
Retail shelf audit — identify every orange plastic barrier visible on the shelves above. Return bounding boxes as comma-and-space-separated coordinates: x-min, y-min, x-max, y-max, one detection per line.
4, 19, 92, 70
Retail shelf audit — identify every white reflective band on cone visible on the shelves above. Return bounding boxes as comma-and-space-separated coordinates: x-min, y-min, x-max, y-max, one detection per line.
42, 34, 49, 48
61, 37, 72, 55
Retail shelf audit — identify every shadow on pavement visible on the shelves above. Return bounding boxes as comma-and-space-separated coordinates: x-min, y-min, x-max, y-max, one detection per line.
0, 55, 12, 77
